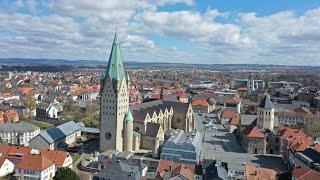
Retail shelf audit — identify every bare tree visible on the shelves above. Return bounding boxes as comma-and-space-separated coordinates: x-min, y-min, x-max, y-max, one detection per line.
305, 116, 320, 140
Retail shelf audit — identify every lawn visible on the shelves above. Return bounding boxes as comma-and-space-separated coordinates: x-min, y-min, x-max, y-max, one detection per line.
29, 120, 54, 129
72, 153, 81, 163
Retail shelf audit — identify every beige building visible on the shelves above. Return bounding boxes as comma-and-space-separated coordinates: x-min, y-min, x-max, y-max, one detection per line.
99, 32, 195, 154
0, 122, 40, 147
257, 94, 275, 132
191, 99, 210, 113
100, 32, 133, 152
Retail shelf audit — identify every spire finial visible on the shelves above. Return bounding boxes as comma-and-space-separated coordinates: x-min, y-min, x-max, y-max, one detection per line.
115, 24, 118, 32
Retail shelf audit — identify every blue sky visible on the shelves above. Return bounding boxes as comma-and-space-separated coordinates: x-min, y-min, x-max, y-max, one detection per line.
0, 0, 320, 65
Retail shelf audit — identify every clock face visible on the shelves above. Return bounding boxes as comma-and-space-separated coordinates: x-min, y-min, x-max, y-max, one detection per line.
105, 132, 112, 140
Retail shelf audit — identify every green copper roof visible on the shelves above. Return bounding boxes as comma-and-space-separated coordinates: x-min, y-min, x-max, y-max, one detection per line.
106, 31, 125, 81
125, 110, 133, 121
126, 71, 130, 81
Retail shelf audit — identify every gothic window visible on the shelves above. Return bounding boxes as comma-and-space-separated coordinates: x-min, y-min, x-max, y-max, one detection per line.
105, 132, 112, 140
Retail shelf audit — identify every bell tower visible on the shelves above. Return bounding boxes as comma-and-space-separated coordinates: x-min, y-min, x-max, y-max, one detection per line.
100, 31, 131, 152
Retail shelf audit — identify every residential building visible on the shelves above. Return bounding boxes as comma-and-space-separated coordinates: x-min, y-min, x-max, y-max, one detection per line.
94, 159, 141, 180
290, 147, 320, 171
224, 97, 242, 114
0, 157, 14, 177
192, 99, 210, 113
202, 160, 228, 180
246, 164, 278, 180
156, 160, 202, 180
160, 129, 201, 164
277, 107, 316, 126
15, 154, 55, 180
3, 109, 19, 123
292, 167, 320, 180
220, 109, 239, 133
29, 121, 82, 150
36, 102, 63, 120
0, 122, 40, 146
268, 81, 301, 89
42, 149, 73, 169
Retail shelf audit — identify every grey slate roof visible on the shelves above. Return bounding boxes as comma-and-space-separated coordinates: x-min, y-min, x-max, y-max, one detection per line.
39, 131, 54, 144
56, 121, 82, 136
95, 161, 141, 180
131, 99, 190, 122
240, 115, 257, 126
258, 94, 274, 109
145, 122, 161, 138
40, 121, 82, 142
0, 122, 39, 133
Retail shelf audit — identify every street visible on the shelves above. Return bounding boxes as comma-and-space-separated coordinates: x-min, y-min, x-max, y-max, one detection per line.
194, 113, 244, 160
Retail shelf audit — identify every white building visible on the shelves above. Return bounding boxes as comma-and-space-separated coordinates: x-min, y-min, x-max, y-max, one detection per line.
0, 122, 40, 146
0, 157, 14, 177
15, 154, 55, 180
46, 104, 58, 119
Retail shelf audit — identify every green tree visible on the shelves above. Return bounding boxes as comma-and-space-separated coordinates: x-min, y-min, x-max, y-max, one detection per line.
54, 167, 80, 180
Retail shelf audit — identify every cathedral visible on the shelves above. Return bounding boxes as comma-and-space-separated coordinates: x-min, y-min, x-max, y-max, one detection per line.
100, 32, 195, 154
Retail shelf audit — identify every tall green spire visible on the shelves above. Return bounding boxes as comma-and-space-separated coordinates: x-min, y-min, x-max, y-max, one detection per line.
106, 31, 125, 81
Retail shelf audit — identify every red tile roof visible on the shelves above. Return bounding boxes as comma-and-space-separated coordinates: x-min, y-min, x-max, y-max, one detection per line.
243, 125, 265, 138
288, 136, 314, 152
221, 109, 239, 125
171, 164, 194, 180
279, 128, 307, 139
292, 167, 320, 180
157, 160, 195, 176
246, 164, 277, 180
42, 149, 70, 167
192, 99, 209, 107
226, 97, 242, 104
294, 107, 313, 114
17, 154, 54, 172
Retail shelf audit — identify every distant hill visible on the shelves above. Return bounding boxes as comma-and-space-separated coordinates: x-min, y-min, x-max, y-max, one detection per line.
0, 58, 319, 72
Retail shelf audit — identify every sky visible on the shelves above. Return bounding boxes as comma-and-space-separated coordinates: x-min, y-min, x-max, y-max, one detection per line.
0, 0, 320, 65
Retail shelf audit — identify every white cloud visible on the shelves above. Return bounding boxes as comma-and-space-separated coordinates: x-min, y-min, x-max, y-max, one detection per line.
0, 0, 319, 65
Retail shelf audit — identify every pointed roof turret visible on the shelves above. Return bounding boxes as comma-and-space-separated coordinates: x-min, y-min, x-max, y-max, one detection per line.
106, 31, 125, 81
125, 110, 133, 121
126, 71, 131, 81
258, 93, 273, 109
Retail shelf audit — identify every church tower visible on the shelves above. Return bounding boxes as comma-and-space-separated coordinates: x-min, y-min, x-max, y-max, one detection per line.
100, 31, 132, 152
257, 93, 275, 131
248, 73, 256, 92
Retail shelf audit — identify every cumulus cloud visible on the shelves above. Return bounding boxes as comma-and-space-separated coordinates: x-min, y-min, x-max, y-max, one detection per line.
0, 0, 319, 65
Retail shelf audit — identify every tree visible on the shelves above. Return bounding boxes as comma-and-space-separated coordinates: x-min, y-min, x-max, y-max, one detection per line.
305, 116, 320, 140
24, 93, 36, 121
54, 167, 80, 180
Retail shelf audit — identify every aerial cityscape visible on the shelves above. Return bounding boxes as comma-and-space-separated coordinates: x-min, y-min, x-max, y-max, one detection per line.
0, 0, 320, 180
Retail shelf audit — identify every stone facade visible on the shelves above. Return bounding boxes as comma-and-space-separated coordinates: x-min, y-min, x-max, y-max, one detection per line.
257, 94, 275, 132
100, 32, 133, 152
